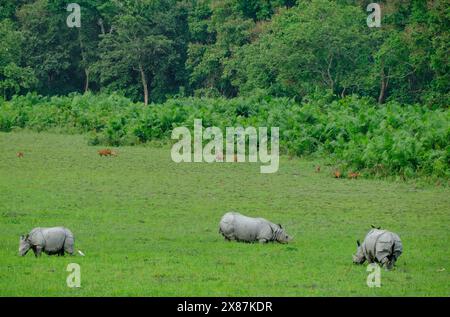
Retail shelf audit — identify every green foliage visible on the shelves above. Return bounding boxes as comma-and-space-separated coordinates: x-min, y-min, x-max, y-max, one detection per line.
15, 0, 84, 95
0, 19, 37, 99
1, 92, 448, 179
187, 0, 255, 97
0, 0, 448, 106
229, 0, 372, 98
94, 0, 188, 104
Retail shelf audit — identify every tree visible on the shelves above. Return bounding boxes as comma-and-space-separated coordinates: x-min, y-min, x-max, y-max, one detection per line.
228, 0, 371, 99
0, 0, 447, 106
0, 19, 36, 99
187, 0, 254, 97
16, 0, 83, 95
95, 0, 187, 104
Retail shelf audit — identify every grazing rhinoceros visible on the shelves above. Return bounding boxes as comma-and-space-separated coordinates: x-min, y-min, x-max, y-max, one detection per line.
19, 227, 75, 257
353, 227, 403, 270
219, 211, 292, 243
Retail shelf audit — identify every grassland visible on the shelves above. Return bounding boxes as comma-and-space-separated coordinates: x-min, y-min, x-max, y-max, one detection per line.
0, 131, 449, 296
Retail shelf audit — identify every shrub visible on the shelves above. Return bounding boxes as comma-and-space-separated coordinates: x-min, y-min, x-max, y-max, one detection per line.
0, 92, 448, 179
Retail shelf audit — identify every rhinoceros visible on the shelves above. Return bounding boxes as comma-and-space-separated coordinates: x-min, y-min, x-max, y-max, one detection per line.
19, 227, 76, 257
353, 227, 403, 269
219, 211, 292, 243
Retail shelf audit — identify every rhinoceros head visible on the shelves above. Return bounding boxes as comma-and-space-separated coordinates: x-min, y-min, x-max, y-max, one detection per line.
274, 225, 293, 243
352, 240, 365, 264
19, 235, 31, 256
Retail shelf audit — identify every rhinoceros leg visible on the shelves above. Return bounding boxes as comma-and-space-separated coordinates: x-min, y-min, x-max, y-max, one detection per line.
380, 256, 394, 270
386, 260, 395, 270
386, 253, 398, 270
33, 246, 43, 257
63, 233, 75, 255
227, 234, 237, 241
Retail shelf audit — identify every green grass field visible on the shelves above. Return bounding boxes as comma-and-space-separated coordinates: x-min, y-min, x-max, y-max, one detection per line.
0, 131, 448, 296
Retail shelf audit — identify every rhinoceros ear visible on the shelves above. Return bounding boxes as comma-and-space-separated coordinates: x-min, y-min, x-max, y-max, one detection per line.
357, 240, 361, 247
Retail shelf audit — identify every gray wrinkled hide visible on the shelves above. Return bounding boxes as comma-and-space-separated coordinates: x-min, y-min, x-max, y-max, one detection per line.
20, 227, 75, 256
353, 229, 403, 269
219, 211, 291, 243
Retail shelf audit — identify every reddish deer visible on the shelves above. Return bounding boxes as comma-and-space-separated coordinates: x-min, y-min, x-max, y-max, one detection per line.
98, 149, 113, 156
348, 172, 360, 179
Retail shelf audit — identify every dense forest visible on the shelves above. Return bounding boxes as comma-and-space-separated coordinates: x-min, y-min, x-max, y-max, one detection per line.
0, 0, 448, 107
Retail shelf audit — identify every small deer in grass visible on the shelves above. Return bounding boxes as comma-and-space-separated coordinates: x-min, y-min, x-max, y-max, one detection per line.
16, 152, 24, 158
348, 172, 360, 179
333, 170, 342, 178
98, 149, 117, 157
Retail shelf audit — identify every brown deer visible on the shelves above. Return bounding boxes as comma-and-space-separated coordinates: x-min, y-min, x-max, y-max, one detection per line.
98, 149, 113, 157
315, 165, 321, 173
16, 152, 24, 158
348, 172, 360, 179
333, 170, 342, 178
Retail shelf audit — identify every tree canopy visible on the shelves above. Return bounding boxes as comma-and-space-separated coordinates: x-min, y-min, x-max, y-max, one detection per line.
0, 0, 448, 106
